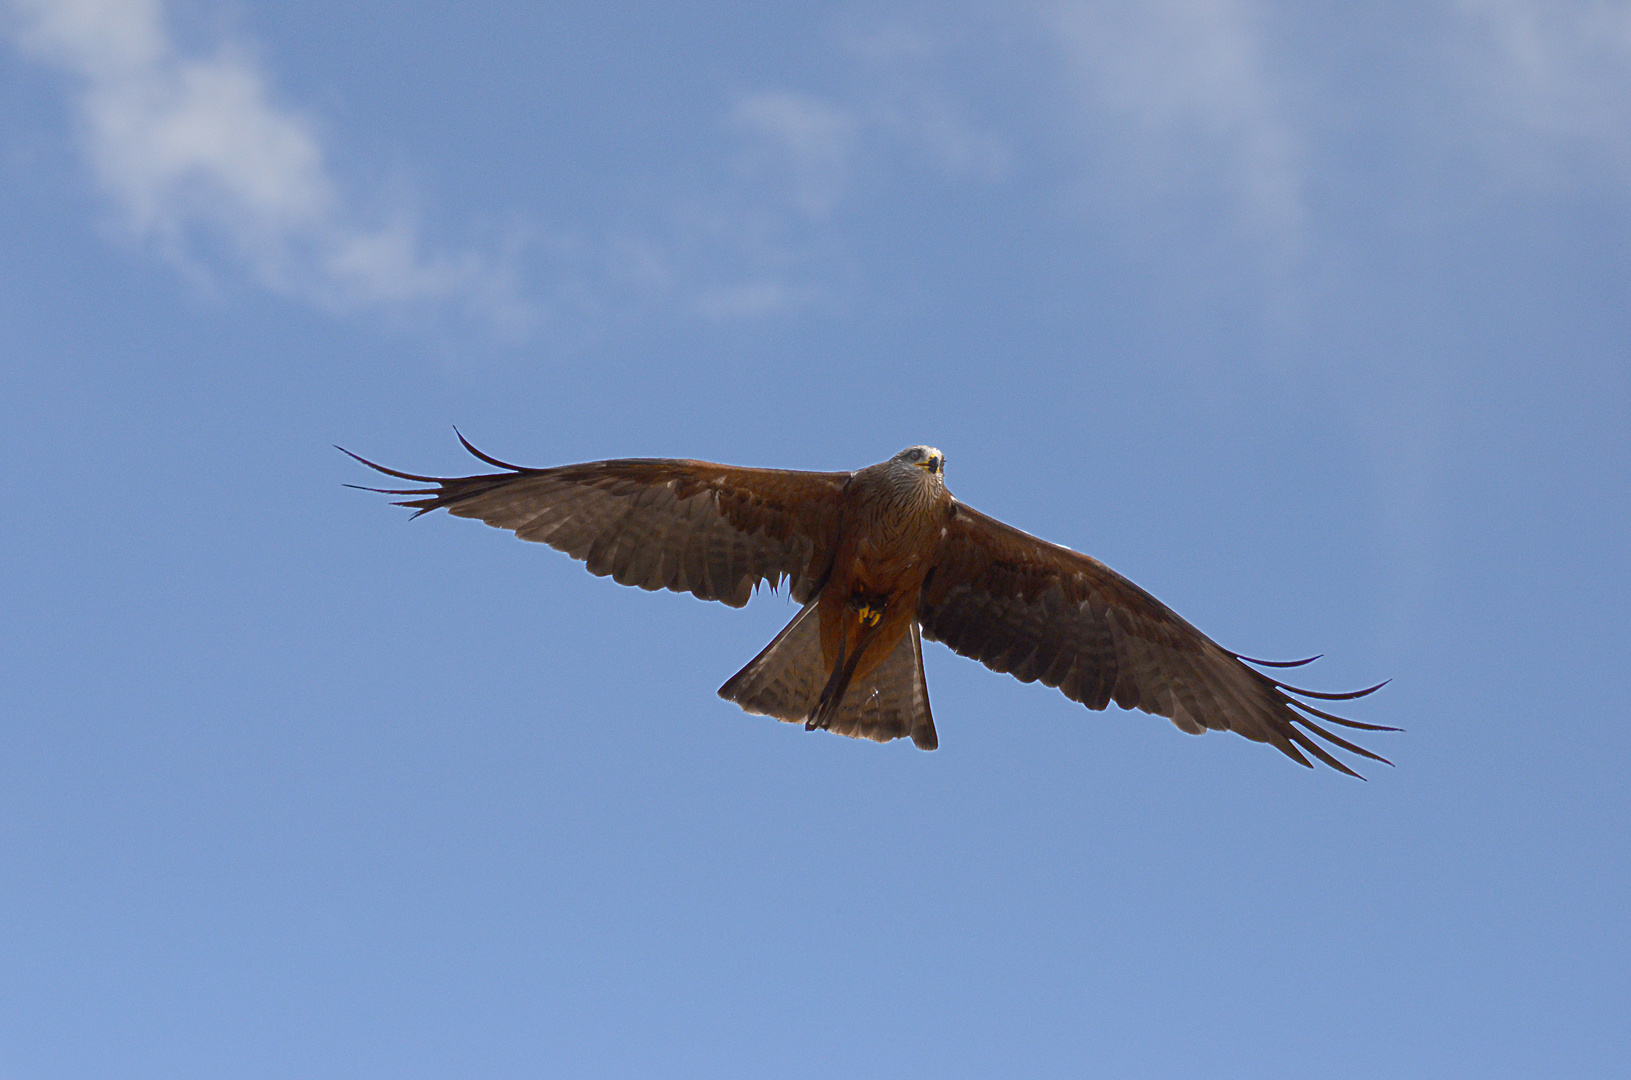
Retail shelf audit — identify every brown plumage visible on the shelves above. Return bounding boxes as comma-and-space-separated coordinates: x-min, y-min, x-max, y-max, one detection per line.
345, 436, 1396, 775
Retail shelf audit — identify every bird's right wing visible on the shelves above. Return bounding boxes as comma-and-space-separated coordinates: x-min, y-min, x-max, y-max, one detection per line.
918, 500, 1394, 775
345, 435, 849, 607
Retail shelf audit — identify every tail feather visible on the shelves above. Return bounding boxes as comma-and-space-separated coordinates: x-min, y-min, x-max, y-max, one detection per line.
718, 603, 937, 750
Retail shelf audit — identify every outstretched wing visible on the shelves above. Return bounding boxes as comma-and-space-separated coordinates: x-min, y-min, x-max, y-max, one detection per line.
345, 435, 850, 607
918, 501, 1395, 776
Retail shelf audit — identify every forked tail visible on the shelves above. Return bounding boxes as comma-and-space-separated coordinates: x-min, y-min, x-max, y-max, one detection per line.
718, 602, 938, 749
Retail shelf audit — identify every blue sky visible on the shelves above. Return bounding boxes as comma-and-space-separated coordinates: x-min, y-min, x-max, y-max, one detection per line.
2, 1, 1627, 1076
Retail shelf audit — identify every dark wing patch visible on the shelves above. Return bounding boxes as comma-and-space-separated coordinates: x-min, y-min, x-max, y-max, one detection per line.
344, 435, 849, 607
918, 501, 1396, 776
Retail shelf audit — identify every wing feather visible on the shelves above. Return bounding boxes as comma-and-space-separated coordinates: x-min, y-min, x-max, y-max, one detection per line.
344, 441, 849, 607
919, 501, 1396, 775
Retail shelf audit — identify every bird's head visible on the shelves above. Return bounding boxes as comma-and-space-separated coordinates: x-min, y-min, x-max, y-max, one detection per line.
892, 445, 945, 478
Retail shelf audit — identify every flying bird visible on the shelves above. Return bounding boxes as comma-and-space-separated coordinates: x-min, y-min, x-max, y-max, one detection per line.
346, 437, 1394, 775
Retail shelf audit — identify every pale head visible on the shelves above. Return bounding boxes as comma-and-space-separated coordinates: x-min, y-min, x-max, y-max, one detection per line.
891, 444, 945, 477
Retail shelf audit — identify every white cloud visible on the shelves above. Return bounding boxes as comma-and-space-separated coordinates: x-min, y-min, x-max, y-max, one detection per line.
696, 280, 808, 321
874, 94, 1010, 181
731, 91, 859, 218
715, 40, 1010, 318
840, 20, 1011, 182
1047, 0, 1304, 247
712, 3, 1311, 308
8, 0, 529, 329
1456, 0, 1631, 170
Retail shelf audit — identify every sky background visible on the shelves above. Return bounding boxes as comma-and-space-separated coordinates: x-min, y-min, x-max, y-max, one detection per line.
2, 1, 1628, 1077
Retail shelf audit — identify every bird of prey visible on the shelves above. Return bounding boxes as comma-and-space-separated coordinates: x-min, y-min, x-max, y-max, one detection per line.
346, 437, 1394, 776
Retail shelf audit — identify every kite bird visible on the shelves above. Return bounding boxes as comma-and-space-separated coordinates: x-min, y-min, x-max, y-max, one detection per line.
346, 437, 1395, 776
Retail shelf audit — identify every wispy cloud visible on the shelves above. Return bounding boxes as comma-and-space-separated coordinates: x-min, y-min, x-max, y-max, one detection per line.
839, 20, 1011, 181
731, 92, 859, 219
1047, 0, 1304, 250
1456, 0, 1631, 173
8, 0, 529, 330
26, 0, 1623, 341
4, 0, 862, 332
712, 37, 1010, 319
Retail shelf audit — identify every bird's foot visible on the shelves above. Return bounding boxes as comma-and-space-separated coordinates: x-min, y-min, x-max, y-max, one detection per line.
847, 593, 886, 628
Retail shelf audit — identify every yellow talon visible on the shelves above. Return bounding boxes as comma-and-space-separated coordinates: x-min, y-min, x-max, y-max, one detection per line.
858, 605, 883, 627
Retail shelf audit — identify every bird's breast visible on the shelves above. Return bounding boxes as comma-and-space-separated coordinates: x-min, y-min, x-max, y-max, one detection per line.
836, 513, 939, 597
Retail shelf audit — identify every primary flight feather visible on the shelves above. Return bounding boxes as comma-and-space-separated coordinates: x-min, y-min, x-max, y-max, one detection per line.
347, 436, 1394, 776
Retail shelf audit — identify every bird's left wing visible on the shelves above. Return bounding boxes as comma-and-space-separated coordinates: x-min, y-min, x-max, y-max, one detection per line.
918, 501, 1394, 775
346, 435, 849, 607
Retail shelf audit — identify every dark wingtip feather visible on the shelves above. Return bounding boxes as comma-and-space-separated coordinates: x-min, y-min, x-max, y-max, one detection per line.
341, 482, 435, 496
1290, 711, 1394, 766
1264, 684, 1401, 777
453, 428, 530, 472
1235, 652, 1323, 668
1225, 658, 1398, 775
336, 445, 445, 483
1284, 725, 1366, 779
1271, 677, 1391, 701
340, 445, 484, 518
1270, 735, 1315, 769
1288, 697, 1403, 733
